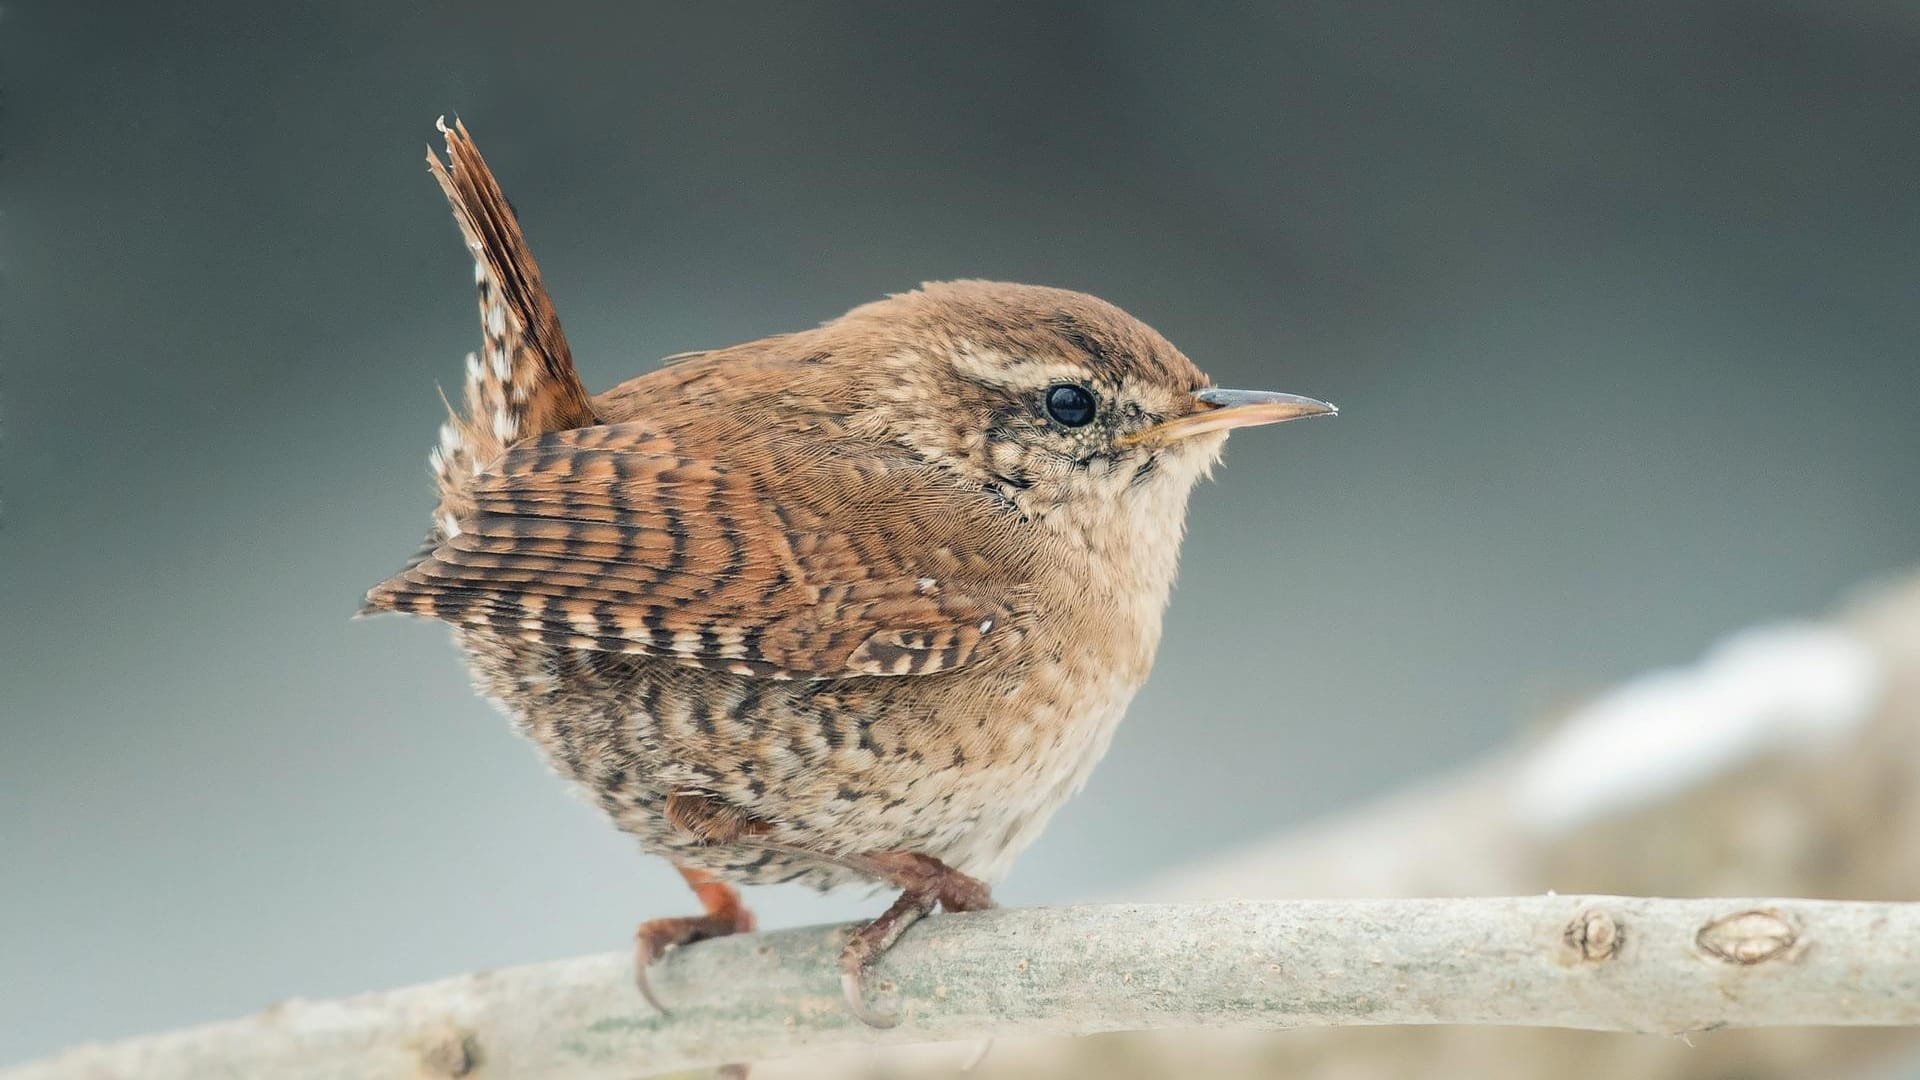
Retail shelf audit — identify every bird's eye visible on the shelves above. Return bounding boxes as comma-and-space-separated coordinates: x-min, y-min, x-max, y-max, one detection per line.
1044, 384, 1097, 427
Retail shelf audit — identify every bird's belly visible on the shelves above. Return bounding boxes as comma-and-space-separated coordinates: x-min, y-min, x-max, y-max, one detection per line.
454, 627, 1144, 891
915, 693, 1134, 884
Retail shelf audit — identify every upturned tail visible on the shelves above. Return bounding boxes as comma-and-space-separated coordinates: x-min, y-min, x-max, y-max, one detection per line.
362, 119, 598, 615
423, 117, 597, 526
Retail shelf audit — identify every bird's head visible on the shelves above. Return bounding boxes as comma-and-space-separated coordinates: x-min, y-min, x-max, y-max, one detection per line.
830, 280, 1335, 530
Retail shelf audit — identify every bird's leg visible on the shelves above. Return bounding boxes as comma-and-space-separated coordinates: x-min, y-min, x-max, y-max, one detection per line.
837, 851, 995, 1028
725, 836, 996, 1026
635, 864, 758, 1079
633, 863, 758, 1015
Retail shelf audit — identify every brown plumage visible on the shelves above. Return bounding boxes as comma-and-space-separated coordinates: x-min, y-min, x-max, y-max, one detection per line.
365, 119, 1334, 1029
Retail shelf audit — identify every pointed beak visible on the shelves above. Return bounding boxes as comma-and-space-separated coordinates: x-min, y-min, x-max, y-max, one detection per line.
1124, 388, 1338, 446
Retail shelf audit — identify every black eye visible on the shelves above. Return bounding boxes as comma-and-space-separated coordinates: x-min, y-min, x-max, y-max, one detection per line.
1044, 384, 1097, 427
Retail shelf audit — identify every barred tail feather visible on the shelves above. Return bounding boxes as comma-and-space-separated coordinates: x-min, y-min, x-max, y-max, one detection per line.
365, 118, 599, 616
425, 117, 597, 517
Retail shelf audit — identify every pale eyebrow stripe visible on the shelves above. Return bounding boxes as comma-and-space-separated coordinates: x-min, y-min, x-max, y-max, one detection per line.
949, 340, 1093, 389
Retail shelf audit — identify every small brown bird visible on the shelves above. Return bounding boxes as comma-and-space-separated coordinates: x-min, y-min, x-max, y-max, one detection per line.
364, 120, 1334, 1026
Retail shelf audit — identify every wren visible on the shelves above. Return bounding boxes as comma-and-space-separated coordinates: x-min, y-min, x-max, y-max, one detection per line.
364, 120, 1335, 1027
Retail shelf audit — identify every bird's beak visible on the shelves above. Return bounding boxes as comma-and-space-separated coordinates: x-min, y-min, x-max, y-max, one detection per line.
1124, 388, 1338, 446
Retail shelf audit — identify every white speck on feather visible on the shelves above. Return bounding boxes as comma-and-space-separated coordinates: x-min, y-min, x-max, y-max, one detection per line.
493, 410, 518, 442
439, 512, 462, 539
490, 345, 511, 380
1513, 622, 1882, 834
464, 353, 482, 383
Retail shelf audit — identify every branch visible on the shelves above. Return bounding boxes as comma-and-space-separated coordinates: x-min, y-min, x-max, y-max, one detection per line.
9, 897, 1919, 1079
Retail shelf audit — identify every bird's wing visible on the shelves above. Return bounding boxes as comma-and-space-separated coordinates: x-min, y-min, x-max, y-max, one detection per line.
363, 422, 1025, 680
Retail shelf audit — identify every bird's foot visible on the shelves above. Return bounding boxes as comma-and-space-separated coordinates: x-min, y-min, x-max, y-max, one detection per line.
634, 865, 757, 1015
838, 852, 994, 1028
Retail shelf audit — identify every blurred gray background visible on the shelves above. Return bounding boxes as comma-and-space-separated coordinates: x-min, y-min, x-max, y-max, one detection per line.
4, 0, 1917, 1065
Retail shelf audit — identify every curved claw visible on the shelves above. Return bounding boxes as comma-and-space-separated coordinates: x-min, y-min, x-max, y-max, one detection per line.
839, 953, 902, 1029
638, 923, 755, 1075
634, 866, 757, 1017
635, 913, 748, 1015
635, 966, 671, 1016
836, 884, 944, 1029
633, 928, 676, 1015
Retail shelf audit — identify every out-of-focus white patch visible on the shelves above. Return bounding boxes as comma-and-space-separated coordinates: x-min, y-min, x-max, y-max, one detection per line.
1513, 622, 1883, 834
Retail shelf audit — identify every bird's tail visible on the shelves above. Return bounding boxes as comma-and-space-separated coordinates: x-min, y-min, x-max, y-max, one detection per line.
423, 117, 596, 527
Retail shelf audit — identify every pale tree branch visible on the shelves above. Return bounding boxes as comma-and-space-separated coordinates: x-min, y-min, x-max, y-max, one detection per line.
7, 896, 1919, 1080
